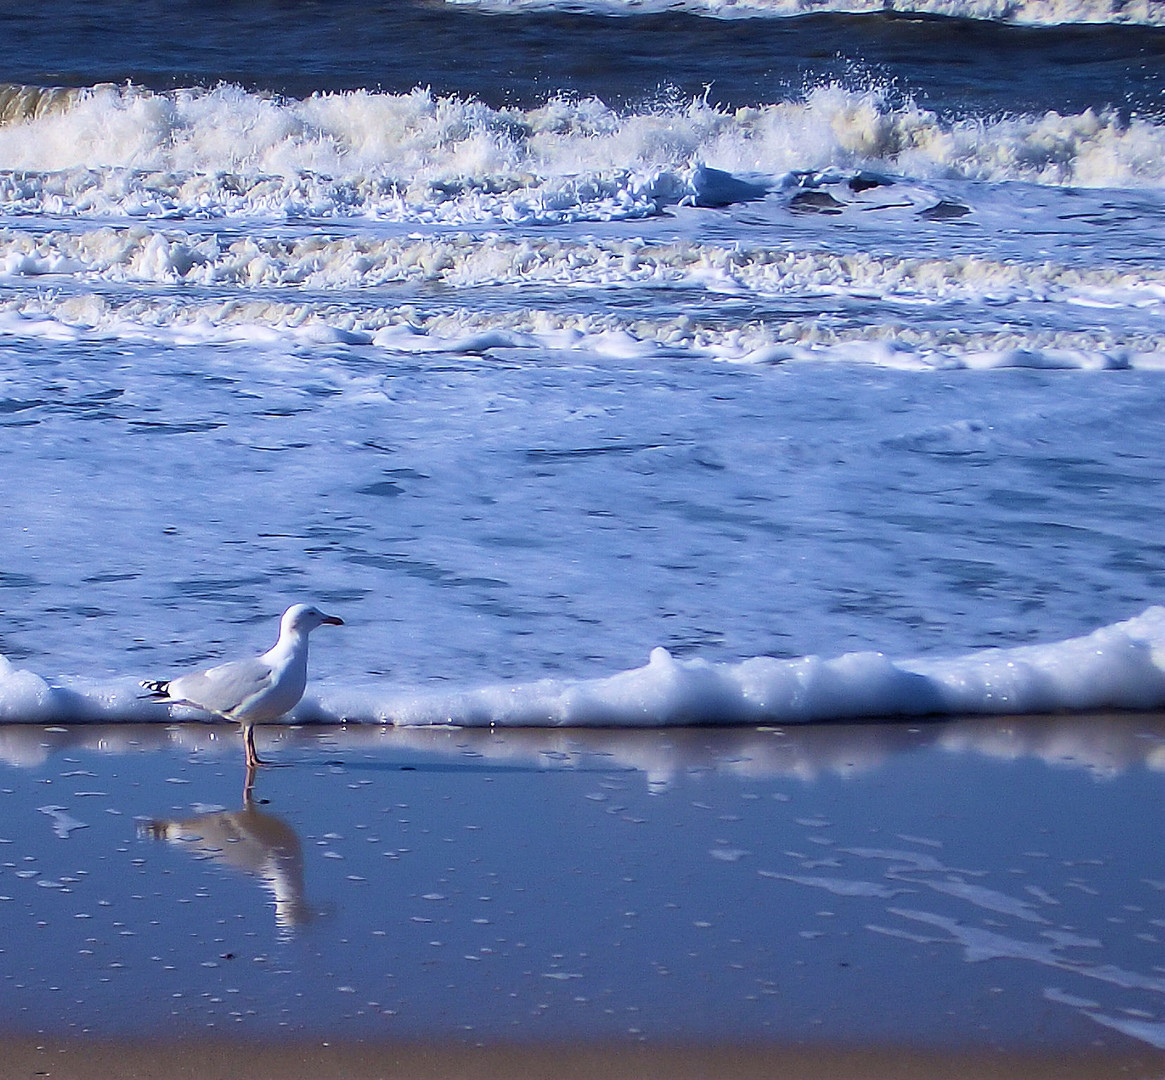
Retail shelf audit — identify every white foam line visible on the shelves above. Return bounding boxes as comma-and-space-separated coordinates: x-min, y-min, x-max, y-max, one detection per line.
2, 608, 1161, 728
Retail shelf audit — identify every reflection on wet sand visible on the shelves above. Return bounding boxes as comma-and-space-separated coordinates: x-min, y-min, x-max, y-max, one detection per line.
1, 711, 1160, 784
0, 710, 1159, 1058
140, 795, 311, 933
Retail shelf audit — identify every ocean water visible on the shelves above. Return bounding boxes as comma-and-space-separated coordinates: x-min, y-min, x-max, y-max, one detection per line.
0, 0, 1163, 726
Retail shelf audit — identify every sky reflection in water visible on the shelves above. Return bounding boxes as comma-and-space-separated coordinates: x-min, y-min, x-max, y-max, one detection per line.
0, 714, 1161, 1052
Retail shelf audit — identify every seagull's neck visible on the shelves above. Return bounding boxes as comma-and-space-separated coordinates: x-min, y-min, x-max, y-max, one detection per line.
263, 628, 310, 668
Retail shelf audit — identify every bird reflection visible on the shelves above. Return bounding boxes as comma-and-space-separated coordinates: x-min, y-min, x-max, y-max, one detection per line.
142, 793, 311, 933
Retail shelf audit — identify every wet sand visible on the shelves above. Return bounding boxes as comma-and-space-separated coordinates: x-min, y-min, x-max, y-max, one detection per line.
1, 714, 1162, 1077
2, 1034, 1157, 1079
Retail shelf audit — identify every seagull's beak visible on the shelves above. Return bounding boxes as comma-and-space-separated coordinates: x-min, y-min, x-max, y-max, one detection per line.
322, 614, 344, 626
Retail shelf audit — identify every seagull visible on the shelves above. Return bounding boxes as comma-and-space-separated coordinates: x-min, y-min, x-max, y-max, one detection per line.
140, 603, 343, 771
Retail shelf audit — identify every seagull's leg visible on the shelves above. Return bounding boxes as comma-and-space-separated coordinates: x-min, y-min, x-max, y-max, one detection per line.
243, 723, 269, 768
243, 761, 256, 802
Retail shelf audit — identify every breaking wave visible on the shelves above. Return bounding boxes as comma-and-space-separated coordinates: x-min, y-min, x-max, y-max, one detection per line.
0, 82, 1161, 227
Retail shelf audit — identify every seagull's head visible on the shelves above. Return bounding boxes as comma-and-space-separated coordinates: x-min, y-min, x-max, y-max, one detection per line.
282, 603, 344, 637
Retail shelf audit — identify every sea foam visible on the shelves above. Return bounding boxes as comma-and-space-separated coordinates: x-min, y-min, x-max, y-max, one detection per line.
1, 222, 1160, 369
447, 0, 1165, 26
4, 226, 1157, 300
1, 608, 1161, 727
1, 83, 1162, 228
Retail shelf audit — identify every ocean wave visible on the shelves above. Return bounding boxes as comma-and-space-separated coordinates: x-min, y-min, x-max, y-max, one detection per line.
447, 0, 1165, 25
0, 83, 1161, 226
2, 608, 1162, 726
3, 224, 1159, 301
2, 218, 1160, 367
1, 290, 1158, 371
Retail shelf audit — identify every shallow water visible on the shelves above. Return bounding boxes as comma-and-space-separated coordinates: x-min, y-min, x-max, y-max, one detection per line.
1, 715, 1161, 1051
3, 339, 1163, 706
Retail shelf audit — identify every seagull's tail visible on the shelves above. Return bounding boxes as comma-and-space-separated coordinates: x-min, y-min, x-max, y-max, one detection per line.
139, 679, 172, 700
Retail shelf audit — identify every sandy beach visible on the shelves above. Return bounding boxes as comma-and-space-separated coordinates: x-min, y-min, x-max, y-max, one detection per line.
3, 1034, 1158, 1080
1, 714, 1161, 1078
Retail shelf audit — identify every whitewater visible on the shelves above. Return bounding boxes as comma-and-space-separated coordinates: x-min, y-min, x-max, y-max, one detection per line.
0, 2, 1162, 729
2, 608, 1163, 726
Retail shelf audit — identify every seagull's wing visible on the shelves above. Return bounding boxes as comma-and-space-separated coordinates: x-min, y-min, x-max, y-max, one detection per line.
167, 657, 276, 719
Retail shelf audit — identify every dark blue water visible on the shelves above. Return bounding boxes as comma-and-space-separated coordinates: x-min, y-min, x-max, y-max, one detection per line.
3, 0, 1162, 114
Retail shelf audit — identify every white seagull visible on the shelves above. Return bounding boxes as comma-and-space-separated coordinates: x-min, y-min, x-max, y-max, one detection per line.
141, 603, 343, 770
